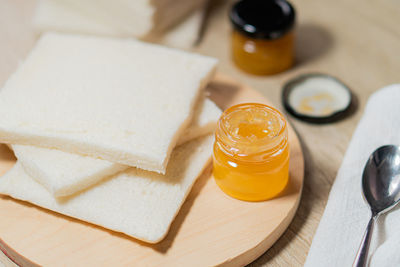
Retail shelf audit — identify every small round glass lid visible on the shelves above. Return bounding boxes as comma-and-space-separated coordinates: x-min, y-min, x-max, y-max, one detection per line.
282, 73, 353, 123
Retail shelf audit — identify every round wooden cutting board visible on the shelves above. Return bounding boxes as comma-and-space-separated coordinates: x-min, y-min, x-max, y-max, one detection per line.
0, 74, 304, 267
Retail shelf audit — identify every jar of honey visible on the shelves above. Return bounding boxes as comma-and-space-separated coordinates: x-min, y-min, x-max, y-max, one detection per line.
230, 0, 296, 75
213, 103, 289, 201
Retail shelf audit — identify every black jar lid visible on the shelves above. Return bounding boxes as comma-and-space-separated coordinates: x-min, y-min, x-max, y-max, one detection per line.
282, 73, 354, 124
230, 0, 295, 40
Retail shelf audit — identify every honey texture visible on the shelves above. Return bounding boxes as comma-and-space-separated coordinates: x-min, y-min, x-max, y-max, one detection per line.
213, 103, 289, 201
232, 30, 294, 75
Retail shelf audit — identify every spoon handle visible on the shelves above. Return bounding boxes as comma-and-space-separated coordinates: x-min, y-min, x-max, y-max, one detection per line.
353, 216, 377, 267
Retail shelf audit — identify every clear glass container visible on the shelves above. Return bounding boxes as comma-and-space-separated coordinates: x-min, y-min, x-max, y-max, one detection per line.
230, 0, 296, 75
213, 103, 289, 201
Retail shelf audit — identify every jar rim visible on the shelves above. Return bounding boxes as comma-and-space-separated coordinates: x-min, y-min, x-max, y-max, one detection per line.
216, 103, 288, 160
230, 0, 296, 40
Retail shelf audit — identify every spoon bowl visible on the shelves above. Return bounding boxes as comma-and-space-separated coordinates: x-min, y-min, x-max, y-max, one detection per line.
362, 145, 400, 215
353, 145, 400, 267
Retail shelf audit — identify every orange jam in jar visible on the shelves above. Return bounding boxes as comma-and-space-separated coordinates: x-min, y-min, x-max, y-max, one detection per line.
213, 103, 289, 201
230, 0, 296, 75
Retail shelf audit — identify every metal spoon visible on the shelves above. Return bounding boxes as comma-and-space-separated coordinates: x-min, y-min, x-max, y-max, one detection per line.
353, 145, 400, 267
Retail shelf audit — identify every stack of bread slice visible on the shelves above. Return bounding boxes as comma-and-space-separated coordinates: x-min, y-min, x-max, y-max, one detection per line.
0, 32, 220, 243
33, 0, 207, 49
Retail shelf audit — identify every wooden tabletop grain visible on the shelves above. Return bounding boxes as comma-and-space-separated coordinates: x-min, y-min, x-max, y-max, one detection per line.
1, 0, 400, 266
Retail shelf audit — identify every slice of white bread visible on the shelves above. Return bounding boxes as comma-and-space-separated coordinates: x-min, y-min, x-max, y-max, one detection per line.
160, 8, 204, 49
0, 32, 217, 173
178, 97, 221, 145
0, 135, 214, 243
34, 0, 205, 49
33, 0, 207, 38
12, 98, 221, 197
34, 0, 118, 36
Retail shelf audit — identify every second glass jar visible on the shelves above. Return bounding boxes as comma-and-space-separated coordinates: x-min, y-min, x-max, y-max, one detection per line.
230, 0, 296, 75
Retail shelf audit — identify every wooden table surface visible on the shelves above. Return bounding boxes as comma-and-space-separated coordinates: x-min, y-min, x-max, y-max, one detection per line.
195, 0, 400, 266
1, 0, 400, 266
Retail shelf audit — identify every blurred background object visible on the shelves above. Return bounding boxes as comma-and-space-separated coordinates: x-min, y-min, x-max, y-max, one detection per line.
229, 0, 296, 75
33, 0, 210, 49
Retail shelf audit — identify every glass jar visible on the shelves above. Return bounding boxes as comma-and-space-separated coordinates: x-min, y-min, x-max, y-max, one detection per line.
230, 0, 296, 75
213, 103, 289, 201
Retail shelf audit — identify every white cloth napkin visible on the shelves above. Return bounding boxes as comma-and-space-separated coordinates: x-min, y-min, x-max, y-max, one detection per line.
305, 84, 400, 267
